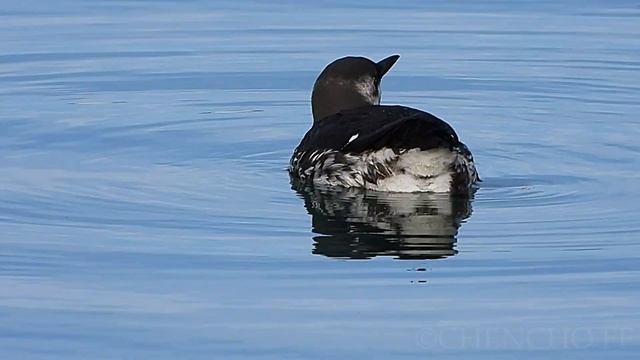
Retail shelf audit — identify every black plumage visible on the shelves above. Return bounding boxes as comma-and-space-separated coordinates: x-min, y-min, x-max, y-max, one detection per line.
295, 105, 459, 154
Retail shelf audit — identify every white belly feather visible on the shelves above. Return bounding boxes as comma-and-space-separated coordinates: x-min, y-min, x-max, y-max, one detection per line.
370, 149, 455, 192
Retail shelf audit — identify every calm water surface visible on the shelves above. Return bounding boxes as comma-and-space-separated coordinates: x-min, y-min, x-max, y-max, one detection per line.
1, 0, 639, 359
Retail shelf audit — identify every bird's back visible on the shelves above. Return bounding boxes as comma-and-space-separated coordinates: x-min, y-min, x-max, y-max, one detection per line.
290, 105, 478, 193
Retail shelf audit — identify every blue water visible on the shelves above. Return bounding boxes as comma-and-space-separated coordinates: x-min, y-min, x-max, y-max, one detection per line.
1, 1, 639, 359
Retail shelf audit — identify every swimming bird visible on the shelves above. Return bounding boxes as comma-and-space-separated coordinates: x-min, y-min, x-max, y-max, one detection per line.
289, 55, 478, 193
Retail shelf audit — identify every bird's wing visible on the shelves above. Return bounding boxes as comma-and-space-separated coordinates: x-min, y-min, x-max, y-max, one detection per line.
297, 105, 460, 154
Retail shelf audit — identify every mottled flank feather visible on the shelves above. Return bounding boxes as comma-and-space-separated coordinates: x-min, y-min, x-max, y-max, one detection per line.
290, 146, 478, 193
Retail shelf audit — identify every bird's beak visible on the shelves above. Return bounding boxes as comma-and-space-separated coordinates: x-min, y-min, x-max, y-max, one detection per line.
376, 54, 400, 78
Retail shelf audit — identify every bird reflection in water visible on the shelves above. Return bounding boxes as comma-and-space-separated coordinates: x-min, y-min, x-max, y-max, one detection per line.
292, 182, 474, 260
